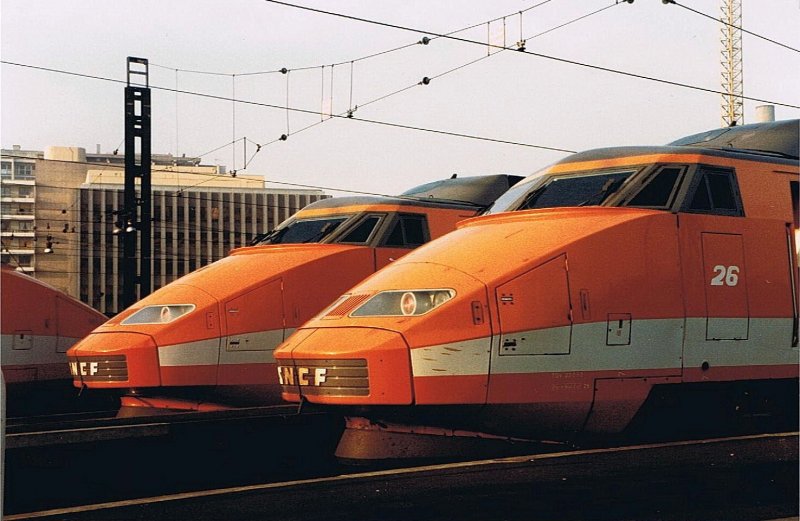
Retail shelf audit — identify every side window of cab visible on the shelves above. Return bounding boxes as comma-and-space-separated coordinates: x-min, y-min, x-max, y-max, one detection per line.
624, 165, 687, 209
681, 167, 744, 217
337, 214, 385, 244
382, 214, 429, 248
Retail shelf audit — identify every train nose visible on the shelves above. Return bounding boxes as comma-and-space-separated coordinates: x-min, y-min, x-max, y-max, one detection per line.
275, 327, 413, 405
67, 332, 160, 388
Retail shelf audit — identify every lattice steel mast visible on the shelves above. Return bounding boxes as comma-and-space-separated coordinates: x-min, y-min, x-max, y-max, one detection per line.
720, 0, 743, 126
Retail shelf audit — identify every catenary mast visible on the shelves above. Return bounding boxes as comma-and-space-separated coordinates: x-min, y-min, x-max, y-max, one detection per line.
720, 0, 743, 126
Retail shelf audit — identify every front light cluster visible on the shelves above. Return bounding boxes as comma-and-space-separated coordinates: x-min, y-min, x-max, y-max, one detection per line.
351, 289, 455, 317
121, 304, 195, 325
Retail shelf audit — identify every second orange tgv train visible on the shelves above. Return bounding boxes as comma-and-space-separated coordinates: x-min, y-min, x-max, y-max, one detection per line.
275, 120, 800, 460
66, 175, 520, 415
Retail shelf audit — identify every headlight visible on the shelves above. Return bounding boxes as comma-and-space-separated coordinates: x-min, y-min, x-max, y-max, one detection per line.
121, 304, 196, 325
351, 289, 455, 317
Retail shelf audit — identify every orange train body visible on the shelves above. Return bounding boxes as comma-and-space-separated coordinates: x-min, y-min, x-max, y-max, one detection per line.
275, 120, 800, 458
1, 266, 108, 414
65, 175, 520, 414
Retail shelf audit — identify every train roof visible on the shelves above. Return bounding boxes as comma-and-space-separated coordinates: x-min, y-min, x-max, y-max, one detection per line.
2, 264, 57, 291
668, 119, 798, 159
399, 174, 524, 206
1, 265, 106, 317
300, 174, 524, 211
558, 119, 799, 167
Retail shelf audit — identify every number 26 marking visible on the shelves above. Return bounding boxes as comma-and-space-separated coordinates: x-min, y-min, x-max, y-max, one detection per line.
710, 265, 739, 286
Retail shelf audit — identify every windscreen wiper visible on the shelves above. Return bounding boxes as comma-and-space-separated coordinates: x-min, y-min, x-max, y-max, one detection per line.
302, 222, 341, 243
577, 178, 624, 207
251, 227, 286, 246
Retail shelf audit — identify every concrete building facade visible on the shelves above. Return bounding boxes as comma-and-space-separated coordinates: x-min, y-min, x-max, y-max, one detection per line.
1, 146, 326, 315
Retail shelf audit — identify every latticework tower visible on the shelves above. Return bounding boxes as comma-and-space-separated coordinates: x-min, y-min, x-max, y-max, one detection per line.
720, 0, 744, 126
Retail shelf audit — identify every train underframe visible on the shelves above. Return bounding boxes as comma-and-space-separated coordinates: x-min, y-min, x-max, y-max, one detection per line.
116, 382, 283, 417
328, 377, 799, 461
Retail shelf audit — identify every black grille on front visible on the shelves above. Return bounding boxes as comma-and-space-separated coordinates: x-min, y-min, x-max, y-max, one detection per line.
278, 358, 368, 397
68, 355, 128, 382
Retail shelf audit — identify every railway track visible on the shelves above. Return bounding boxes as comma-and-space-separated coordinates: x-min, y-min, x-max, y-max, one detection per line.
5, 410, 118, 429
3, 406, 346, 514
6, 432, 798, 521
4, 401, 797, 517
4, 405, 305, 448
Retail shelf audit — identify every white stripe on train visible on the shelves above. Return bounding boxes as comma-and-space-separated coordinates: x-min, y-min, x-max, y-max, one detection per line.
411, 317, 797, 378
1, 334, 82, 365
157, 328, 296, 367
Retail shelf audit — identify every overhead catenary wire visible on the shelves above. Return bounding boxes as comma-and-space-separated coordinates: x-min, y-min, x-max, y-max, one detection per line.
256, 0, 800, 159
149, 2, 560, 166
1, 153, 468, 200
526, 2, 620, 41
195, 137, 247, 161
258, 0, 799, 110
6, 5, 794, 182
232, 75, 237, 171
3, 2, 797, 182
14, 198, 326, 225
149, 0, 555, 77
154, 0, 799, 166
0, 62, 580, 154
664, 0, 800, 54
236, 1, 624, 168
0, 239, 27, 271
143, 2, 650, 165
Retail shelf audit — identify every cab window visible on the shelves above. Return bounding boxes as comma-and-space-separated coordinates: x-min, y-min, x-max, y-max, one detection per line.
338, 215, 383, 244
683, 167, 743, 216
626, 166, 686, 209
258, 216, 349, 244
383, 214, 428, 248
517, 170, 635, 210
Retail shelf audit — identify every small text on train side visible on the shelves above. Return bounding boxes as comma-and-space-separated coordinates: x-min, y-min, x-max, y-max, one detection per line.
277, 366, 327, 386
69, 361, 99, 377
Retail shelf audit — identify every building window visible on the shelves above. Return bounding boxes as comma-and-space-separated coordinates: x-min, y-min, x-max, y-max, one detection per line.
1, 162, 11, 179
14, 163, 35, 180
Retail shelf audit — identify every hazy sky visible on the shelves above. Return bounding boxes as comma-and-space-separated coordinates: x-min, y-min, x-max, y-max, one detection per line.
2, 0, 799, 197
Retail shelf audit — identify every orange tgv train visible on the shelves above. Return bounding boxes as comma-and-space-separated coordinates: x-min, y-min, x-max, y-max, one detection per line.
2, 266, 108, 415
66, 175, 521, 415
275, 120, 800, 460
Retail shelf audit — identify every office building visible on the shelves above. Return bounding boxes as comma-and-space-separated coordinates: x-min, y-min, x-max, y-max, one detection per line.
1, 146, 326, 314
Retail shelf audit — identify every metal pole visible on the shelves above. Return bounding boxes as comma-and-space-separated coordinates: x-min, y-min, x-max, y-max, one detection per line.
122, 57, 152, 309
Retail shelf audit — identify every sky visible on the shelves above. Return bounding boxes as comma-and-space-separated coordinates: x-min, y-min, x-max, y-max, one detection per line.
2, 0, 799, 198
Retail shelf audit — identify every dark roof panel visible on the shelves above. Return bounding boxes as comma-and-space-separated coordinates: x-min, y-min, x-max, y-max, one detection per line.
668, 119, 798, 159
400, 174, 524, 207
303, 174, 524, 211
557, 120, 799, 167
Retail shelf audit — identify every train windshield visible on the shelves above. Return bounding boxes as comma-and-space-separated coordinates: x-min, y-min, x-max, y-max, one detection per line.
256, 216, 350, 244
486, 169, 637, 214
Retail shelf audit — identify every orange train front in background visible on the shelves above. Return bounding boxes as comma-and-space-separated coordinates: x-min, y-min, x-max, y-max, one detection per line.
275, 120, 800, 460
1, 266, 108, 415
66, 175, 520, 415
